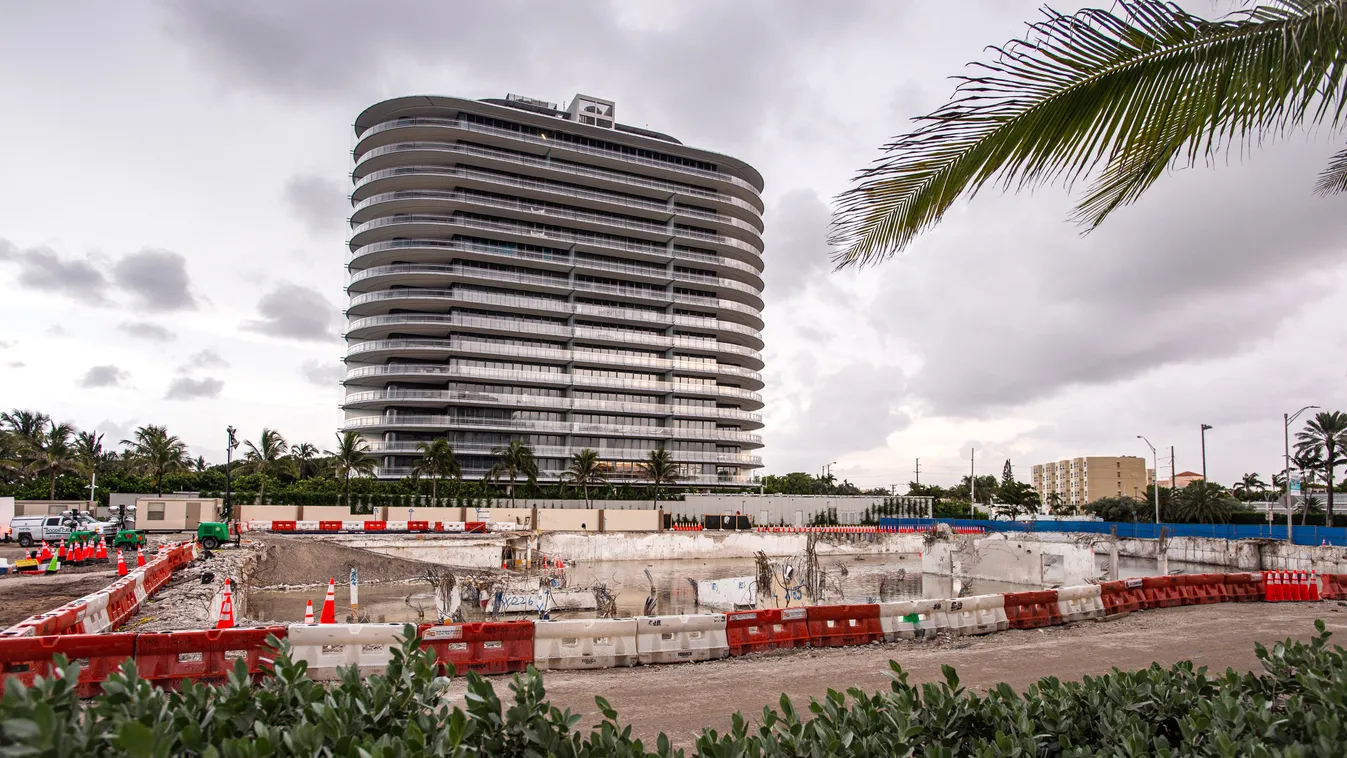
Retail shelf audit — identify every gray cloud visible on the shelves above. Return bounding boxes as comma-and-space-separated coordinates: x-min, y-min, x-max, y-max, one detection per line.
161, 1, 900, 147
763, 189, 835, 301
0, 239, 110, 304
111, 249, 197, 312
80, 365, 130, 388
299, 359, 345, 387
242, 283, 336, 341
771, 362, 911, 466
165, 376, 225, 400
283, 174, 347, 236
185, 348, 230, 370
118, 321, 176, 342
867, 138, 1347, 417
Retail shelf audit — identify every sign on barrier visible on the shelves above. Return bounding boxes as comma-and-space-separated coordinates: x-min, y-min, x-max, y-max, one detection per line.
136, 627, 286, 690
636, 614, 729, 664
725, 608, 808, 656
287, 623, 407, 681
533, 618, 638, 670
419, 621, 534, 676
1055, 585, 1105, 623
806, 604, 883, 647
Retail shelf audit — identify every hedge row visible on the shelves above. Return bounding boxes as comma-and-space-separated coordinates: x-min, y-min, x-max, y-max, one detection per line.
2, 623, 1344, 756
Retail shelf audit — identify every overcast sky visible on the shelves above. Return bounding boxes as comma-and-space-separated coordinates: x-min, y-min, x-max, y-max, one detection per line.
1, 1, 1343, 489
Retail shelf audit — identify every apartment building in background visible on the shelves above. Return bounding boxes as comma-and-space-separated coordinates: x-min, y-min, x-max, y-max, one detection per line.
1147, 470, 1205, 489
342, 93, 765, 485
1031, 456, 1148, 508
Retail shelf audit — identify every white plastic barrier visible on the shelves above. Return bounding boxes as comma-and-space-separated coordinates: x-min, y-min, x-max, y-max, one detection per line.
287, 623, 408, 680
341, 521, 365, 531
487, 522, 523, 532
1056, 584, 1105, 623
385, 521, 408, 531
946, 594, 1008, 635
440, 522, 466, 533
245, 520, 270, 532
76, 592, 112, 634
295, 520, 320, 531
879, 599, 952, 640
636, 614, 729, 664
533, 618, 638, 670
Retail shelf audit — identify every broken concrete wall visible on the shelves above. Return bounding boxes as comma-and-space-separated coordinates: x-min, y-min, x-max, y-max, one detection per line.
540, 531, 924, 562
922, 533, 1096, 586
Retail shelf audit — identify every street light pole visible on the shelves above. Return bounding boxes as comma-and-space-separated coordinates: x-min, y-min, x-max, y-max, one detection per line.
225, 426, 239, 525
1284, 406, 1319, 543
1138, 435, 1159, 524
1200, 424, 1213, 482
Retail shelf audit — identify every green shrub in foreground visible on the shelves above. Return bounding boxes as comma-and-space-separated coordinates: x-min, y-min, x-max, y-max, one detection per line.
2, 622, 1346, 756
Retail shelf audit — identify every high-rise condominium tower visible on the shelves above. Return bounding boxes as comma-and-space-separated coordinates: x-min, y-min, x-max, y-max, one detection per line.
343, 94, 765, 486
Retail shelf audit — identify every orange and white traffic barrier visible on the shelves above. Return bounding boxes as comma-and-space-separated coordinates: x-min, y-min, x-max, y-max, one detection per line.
216, 579, 235, 629
136, 550, 146, 568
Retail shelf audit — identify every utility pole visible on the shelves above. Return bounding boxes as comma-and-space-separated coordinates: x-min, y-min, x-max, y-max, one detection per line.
1285, 406, 1319, 543
1200, 424, 1212, 482
970, 447, 975, 504
1139, 436, 1159, 524
1170, 446, 1176, 492
914, 457, 921, 485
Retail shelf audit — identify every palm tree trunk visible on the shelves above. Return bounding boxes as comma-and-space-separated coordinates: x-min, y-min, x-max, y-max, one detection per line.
431, 474, 438, 504
49, 472, 56, 501
259, 477, 266, 507
344, 470, 351, 510
1328, 451, 1337, 527
509, 473, 516, 507
584, 483, 590, 510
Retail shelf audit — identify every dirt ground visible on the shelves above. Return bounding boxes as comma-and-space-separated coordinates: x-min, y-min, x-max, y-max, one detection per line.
248, 535, 450, 588
0, 570, 119, 626
510, 602, 1347, 746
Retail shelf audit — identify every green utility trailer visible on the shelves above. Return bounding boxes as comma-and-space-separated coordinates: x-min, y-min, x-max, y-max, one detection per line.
112, 530, 147, 550
196, 522, 231, 550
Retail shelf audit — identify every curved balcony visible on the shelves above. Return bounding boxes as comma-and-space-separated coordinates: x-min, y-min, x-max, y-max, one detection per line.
340, 389, 763, 427
343, 313, 765, 369
349, 212, 762, 274
345, 265, 763, 324
344, 338, 764, 388
352, 144, 765, 229
353, 118, 763, 205
361, 439, 762, 466
341, 364, 764, 408
349, 237, 763, 291
345, 289, 765, 349
351, 170, 764, 248
343, 414, 763, 445
370, 466, 754, 485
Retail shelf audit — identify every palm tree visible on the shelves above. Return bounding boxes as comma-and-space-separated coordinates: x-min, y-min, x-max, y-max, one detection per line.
2, 409, 49, 482
412, 439, 460, 502
1291, 447, 1326, 525
561, 448, 606, 509
1174, 481, 1236, 524
830, 1, 1347, 267
326, 431, 377, 510
290, 442, 320, 479
74, 430, 104, 503
25, 421, 77, 500
242, 428, 291, 504
120, 424, 190, 496
1234, 472, 1268, 501
1295, 410, 1347, 524
487, 440, 538, 506
639, 448, 681, 508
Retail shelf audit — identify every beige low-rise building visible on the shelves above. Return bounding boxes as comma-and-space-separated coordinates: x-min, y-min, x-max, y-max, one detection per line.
134, 496, 223, 531
1031, 456, 1148, 509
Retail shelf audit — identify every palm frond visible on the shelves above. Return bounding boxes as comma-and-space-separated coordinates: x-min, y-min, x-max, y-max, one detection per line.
1315, 144, 1347, 194
831, 0, 1347, 267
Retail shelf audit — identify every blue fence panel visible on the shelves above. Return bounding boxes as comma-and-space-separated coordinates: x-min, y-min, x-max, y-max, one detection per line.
877, 518, 1347, 547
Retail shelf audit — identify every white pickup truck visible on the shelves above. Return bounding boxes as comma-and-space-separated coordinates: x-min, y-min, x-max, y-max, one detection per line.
9, 511, 116, 547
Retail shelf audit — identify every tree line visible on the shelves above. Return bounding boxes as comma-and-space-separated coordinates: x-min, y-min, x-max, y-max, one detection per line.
0, 408, 691, 509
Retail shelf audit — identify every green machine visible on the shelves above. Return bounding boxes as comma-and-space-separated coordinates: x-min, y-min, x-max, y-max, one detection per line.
112, 530, 147, 550
196, 521, 231, 550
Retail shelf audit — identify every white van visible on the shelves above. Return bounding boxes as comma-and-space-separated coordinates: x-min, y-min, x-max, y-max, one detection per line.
9, 511, 115, 547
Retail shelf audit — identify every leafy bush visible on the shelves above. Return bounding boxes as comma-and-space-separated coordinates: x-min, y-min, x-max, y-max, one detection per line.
4, 623, 1347, 756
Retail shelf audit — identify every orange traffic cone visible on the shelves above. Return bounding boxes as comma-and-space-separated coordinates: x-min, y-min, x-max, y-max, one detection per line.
303, 600, 315, 624
1266, 571, 1281, 601
1295, 570, 1309, 601
216, 584, 235, 629
1310, 570, 1322, 601
39, 541, 50, 561
95, 540, 107, 562
136, 549, 146, 568
319, 578, 337, 624
116, 549, 127, 577
57, 541, 67, 563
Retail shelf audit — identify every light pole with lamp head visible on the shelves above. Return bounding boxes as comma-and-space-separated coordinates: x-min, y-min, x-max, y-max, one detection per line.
225, 426, 239, 534
1138, 436, 1159, 525
1200, 424, 1213, 483
1284, 406, 1319, 543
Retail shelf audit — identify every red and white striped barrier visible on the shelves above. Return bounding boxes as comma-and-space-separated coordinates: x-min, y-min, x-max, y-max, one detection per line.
0, 542, 197, 638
